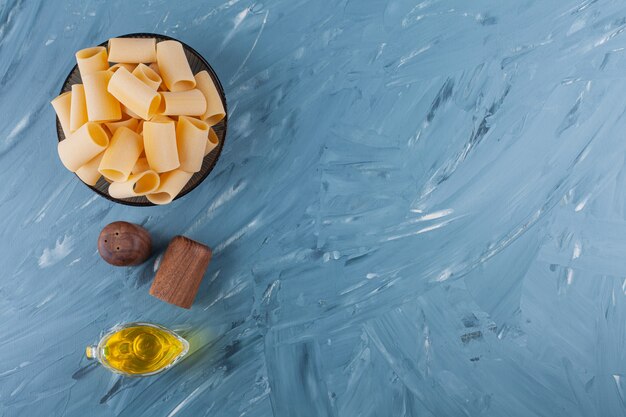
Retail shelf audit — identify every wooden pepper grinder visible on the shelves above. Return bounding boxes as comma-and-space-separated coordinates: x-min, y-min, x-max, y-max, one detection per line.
98, 221, 152, 266
150, 236, 212, 309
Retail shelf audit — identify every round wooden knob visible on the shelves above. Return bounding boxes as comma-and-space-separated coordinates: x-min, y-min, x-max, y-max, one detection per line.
98, 221, 151, 266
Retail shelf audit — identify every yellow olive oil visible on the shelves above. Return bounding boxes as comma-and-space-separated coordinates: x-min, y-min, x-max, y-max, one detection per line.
100, 325, 185, 375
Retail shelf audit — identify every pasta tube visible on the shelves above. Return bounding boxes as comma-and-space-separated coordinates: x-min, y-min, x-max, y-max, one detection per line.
143, 120, 179, 172
132, 63, 162, 90
57, 122, 109, 172
158, 89, 206, 116
108, 170, 160, 198
146, 170, 193, 205
98, 126, 143, 182
104, 115, 139, 135
82, 70, 121, 122
51, 91, 72, 137
194, 70, 225, 125
156, 40, 195, 91
69, 84, 88, 132
204, 127, 219, 156
176, 116, 209, 173
108, 38, 157, 63
76, 46, 108, 76
75, 152, 104, 186
107, 67, 161, 120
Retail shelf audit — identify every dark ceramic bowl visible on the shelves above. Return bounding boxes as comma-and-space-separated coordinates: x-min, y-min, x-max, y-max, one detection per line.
56, 33, 227, 206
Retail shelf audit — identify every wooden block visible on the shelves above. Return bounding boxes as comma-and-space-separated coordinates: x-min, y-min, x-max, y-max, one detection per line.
149, 236, 212, 309
98, 221, 151, 266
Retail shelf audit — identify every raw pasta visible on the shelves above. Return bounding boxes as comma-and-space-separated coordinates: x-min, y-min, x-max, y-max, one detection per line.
108, 63, 137, 74
158, 89, 206, 116
156, 40, 195, 92
76, 46, 109, 76
132, 64, 162, 90
150, 115, 174, 123
148, 63, 167, 91
51, 91, 72, 137
148, 62, 160, 76
146, 170, 193, 205
176, 116, 209, 172
56, 37, 226, 205
108, 170, 160, 198
194, 70, 225, 125
104, 116, 139, 135
205, 127, 219, 156
75, 152, 104, 186
82, 71, 122, 122
121, 104, 140, 119
108, 37, 157, 63
107, 67, 161, 120
58, 122, 109, 172
98, 126, 144, 182
69, 84, 88, 132
143, 120, 179, 172
131, 157, 150, 174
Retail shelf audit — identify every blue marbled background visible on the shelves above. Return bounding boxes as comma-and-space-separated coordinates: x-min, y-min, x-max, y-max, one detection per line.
1, 0, 626, 416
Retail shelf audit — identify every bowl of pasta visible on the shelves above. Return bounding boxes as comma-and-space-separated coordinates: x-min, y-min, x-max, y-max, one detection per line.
52, 33, 227, 206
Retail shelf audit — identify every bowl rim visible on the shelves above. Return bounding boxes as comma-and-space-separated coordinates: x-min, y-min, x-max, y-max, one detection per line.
57, 32, 228, 207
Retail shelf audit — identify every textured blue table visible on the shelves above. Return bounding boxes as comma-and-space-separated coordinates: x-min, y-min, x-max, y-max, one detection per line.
2, 0, 626, 416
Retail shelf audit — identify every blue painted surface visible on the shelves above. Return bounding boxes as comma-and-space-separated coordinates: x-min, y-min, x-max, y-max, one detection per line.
1, 0, 626, 415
